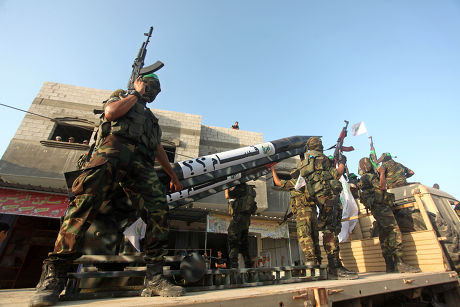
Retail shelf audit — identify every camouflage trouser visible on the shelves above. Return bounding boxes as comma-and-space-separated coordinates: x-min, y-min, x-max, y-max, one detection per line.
227, 213, 251, 267
295, 205, 321, 262
316, 194, 342, 258
49, 135, 169, 264
369, 201, 403, 258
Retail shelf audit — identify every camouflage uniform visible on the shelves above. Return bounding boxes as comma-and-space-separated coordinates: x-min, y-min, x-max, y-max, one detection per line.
358, 173, 402, 260
50, 91, 168, 263
30, 78, 185, 307
358, 157, 420, 273
296, 137, 357, 279
380, 158, 414, 189
297, 151, 342, 260
227, 183, 257, 268
279, 178, 321, 264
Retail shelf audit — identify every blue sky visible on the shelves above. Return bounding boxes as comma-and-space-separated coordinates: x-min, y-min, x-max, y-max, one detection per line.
0, 1, 459, 199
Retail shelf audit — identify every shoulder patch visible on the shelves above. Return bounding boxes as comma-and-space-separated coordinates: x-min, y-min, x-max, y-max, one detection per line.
110, 89, 126, 99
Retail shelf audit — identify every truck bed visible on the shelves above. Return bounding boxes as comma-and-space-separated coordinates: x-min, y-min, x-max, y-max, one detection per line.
1, 271, 458, 307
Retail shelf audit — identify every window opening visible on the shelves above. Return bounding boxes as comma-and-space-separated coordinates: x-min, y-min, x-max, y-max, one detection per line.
163, 145, 176, 163
51, 123, 92, 144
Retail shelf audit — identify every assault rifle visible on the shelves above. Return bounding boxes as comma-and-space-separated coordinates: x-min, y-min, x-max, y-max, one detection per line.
327, 120, 355, 176
127, 26, 164, 90
369, 136, 379, 171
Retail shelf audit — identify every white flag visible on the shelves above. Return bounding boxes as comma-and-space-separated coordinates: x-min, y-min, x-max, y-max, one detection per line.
294, 175, 306, 190
123, 218, 146, 252
338, 176, 359, 242
352, 121, 367, 136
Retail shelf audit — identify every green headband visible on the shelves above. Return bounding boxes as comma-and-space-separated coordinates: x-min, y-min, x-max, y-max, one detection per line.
142, 73, 159, 79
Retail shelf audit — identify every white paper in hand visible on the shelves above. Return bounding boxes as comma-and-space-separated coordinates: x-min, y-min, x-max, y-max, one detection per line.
294, 175, 306, 190
123, 217, 147, 252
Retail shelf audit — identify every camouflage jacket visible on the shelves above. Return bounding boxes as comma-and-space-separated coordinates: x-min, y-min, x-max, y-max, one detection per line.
296, 150, 342, 197
96, 90, 162, 161
279, 179, 313, 214
358, 172, 394, 208
381, 159, 413, 189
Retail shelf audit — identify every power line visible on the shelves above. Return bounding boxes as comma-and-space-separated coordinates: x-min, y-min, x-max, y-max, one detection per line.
0, 102, 94, 132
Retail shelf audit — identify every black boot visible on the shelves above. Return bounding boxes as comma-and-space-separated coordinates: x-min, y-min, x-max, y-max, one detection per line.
141, 263, 185, 297
243, 254, 253, 268
228, 248, 239, 268
394, 255, 421, 273
29, 261, 70, 307
327, 255, 359, 280
383, 254, 396, 273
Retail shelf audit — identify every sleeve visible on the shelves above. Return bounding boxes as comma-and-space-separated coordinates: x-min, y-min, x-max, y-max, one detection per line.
329, 167, 339, 179
279, 179, 295, 191
404, 166, 414, 178
104, 89, 126, 107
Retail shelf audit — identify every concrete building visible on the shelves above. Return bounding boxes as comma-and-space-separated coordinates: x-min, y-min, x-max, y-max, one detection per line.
0, 82, 302, 288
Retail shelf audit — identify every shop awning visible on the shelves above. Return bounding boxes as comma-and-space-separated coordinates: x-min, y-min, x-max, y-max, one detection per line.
0, 187, 68, 218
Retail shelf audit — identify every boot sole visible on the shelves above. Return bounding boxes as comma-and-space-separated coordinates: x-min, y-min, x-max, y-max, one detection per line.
159, 289, 186, 297
29, 298, 57, 307
141, 289, 186, 297
160, 291, 186, 297
396, 270, 421, 273
328, 274, 359, 280
337, 275, 359, 280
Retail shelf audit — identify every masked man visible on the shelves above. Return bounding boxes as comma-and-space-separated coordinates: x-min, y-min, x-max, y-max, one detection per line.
30, 75, 185, 307
296, 137, 358, 280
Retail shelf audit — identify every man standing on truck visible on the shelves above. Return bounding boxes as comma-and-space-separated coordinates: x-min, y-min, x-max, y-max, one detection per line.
296, 137, 358, 279
225, 182, 257, 268
29, 75, 186, 307
271, 162, 321, 265
357, 157, 420, 273
378, 153, 415, 188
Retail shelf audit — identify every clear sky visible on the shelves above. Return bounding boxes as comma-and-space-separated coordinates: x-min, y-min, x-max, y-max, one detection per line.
0, 1, 459, 200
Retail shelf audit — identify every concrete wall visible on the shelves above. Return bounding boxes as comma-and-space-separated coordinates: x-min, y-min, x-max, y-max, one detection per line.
153, 109, 201, 161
